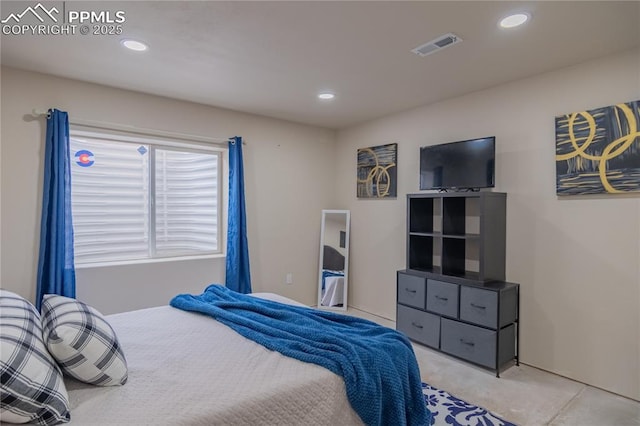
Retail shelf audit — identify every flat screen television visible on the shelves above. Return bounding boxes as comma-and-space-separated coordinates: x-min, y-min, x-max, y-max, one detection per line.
420, 136, 495, 190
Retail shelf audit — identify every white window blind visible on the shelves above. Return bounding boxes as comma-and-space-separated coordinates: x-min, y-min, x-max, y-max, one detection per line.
154, 149, 218, 256
69, 133, 220, 265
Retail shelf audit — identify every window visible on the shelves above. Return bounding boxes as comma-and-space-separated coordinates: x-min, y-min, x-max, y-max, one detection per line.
69, 130, 221, 265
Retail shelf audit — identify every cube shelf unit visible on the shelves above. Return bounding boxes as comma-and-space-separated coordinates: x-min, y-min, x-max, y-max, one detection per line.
407, 192, 506, 283
398, 191, 519, 376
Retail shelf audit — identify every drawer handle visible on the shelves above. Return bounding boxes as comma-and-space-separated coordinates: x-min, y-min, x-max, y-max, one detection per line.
470, 303, 486, 310
405, 288, 417, 294
435, 295, 448, 301
411, 322, 424, 329
460, 339, 475, 347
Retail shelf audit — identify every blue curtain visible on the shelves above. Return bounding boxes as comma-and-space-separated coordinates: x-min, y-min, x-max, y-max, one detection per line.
225, 136, 252, 294
36, 109, 76, 310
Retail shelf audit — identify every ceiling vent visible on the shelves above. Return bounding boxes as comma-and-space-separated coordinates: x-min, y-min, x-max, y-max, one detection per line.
411, 33, 462, 57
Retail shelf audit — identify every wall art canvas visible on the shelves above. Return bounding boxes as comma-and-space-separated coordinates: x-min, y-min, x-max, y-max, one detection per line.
555, 100, 640, 195
357, 143, 397, 198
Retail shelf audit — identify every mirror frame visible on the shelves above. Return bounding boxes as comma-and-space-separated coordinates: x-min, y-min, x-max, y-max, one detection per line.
317, 209, 350, 311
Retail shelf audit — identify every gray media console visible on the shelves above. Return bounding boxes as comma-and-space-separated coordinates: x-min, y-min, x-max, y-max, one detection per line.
397, 192, 519, 376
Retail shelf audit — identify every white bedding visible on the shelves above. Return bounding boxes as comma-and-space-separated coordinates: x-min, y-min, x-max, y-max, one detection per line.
321, 276, 345, 307
65, 293, 363, 425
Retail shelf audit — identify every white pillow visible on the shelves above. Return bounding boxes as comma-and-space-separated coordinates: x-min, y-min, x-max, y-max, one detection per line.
0, 289, 70, 425
40, 294, 128, 386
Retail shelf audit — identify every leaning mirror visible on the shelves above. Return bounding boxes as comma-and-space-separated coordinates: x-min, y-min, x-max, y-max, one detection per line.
317, 210, 350, 311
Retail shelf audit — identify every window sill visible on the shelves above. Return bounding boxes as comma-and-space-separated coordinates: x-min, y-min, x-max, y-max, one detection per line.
75, 253, 225, 270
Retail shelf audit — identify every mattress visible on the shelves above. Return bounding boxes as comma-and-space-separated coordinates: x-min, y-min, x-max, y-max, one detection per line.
65, 293, 363, 425
321, 276, 344, 307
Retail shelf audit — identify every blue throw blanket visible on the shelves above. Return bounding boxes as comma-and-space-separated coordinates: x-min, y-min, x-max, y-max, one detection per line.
170, 285, 431, 426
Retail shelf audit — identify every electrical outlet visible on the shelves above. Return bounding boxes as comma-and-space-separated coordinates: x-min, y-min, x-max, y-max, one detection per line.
285, 273, 293, 285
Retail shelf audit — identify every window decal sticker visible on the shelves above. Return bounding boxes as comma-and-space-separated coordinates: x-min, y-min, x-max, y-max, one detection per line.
74, 150, 95, 167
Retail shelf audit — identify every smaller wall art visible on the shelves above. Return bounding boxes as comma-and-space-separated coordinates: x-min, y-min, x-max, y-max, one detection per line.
357, 143, 397, 198
555, 100, 640, 195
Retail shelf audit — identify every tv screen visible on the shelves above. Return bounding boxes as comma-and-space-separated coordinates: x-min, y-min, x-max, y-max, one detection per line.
420, 137, 495, 190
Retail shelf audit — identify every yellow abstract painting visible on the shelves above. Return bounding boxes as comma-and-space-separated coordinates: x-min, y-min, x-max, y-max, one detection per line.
555, 100, 640, 195
357, 143, 397, 198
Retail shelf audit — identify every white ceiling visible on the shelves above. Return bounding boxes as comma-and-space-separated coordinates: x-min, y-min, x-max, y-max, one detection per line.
1, 1, 639, 129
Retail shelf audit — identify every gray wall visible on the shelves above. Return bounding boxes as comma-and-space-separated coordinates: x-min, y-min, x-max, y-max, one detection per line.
334, 49, 640, 400
0, 66, 336, 313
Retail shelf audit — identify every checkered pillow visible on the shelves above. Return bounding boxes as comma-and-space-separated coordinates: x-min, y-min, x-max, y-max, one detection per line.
41, 294, 128, 386
0, 289, 70, 425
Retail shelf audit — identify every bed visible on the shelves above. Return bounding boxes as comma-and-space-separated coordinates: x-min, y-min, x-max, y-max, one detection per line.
1, 288, 429, 426
65, 293, 363, 425
320, 245, 346, 307
321, 274, 345, 307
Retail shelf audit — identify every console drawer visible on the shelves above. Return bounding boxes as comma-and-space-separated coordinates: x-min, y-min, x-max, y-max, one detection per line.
440, 319, 515, 369
396, 304, 440, 348
397, 273, 426, 309
426, 279, 459, 317
460, 286, 498, 328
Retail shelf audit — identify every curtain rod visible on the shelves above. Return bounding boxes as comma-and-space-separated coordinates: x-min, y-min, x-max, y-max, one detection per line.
31, 109, 245, 146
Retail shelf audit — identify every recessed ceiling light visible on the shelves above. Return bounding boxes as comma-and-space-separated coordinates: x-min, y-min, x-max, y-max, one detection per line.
121, 39, 148, 52
499, 13, 530, 29
318, 92, 335, 100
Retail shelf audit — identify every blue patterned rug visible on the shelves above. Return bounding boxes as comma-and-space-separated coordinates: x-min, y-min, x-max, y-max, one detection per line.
422, 382, 517, 426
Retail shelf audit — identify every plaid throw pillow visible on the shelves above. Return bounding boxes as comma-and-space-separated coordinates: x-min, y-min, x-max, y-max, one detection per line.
41, 295, 128, 386
0, 289, 71, 425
